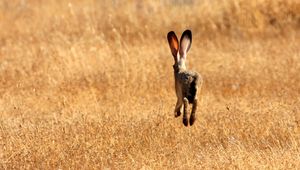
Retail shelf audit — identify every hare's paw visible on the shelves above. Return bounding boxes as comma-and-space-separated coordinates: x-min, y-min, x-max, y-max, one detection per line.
175, 111, 181, 117
183, 117, 188, 126
189, 115, 196, 126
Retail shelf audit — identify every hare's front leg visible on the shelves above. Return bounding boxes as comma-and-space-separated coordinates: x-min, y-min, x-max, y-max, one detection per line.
174, 99, 182, 117
183, 98, 189, 126
190, 98, 198, 126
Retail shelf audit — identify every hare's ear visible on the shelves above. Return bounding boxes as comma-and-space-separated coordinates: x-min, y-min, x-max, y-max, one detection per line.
167, 31, 179, 61
179, 30, 192, 59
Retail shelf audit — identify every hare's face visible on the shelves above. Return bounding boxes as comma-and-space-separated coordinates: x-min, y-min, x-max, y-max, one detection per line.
173, 61, 186, 73
167, 30, 191, 72
177, 58, 186, 70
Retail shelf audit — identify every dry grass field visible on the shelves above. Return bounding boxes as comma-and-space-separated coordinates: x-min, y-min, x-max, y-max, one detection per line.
1, 0, 300, 169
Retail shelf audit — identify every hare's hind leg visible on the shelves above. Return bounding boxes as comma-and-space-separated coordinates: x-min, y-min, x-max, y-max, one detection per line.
190, 98, 197, 126
190, 74, 202, 126
174, 99, 182, 117
183, 97, 189, 126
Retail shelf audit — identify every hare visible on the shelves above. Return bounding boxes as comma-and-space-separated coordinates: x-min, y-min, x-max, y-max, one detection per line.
167, 30, 203, 126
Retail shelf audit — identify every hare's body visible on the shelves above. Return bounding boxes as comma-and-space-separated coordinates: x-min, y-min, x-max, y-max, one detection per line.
167, 30, 203, 126
175, 69, 199, 103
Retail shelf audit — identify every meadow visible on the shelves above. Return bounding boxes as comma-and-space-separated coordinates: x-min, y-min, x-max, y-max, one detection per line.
0, 0, 300, 169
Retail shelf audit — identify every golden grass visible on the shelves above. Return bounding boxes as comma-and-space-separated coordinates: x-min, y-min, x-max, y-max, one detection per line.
1, 0, 300, 169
